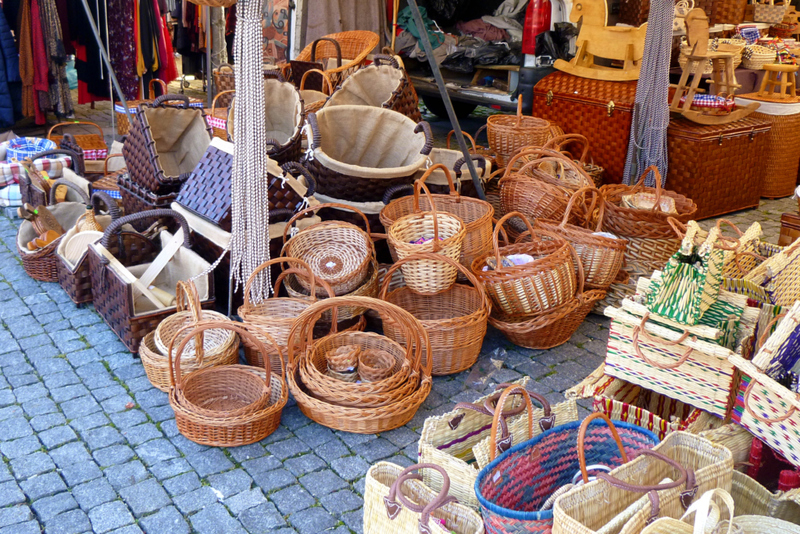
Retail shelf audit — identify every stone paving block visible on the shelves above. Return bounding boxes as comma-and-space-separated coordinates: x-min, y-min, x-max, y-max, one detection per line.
319, 489, 363, 515
351, 438, 399, 463
119, 478, 171, 518
7, 373, 37, 389
10, 452, 55, 479
207, 469, 252, 498
170, 434, 209, 455
135, 438, 179, 467
81, 425, 125, 450
237, 502, 286, 533
289, 506, 338, 534
142, 404, 174, 423
139, 506, 190, 534
37, 425, 76, 449
72, 478, 118, 511
43, 371, 80, 390
185, 448, 234, 477
173, 486, 219, 515
50, 384, 90, 404
59, 395, 101, 420
227, 443, 267, 464
163, 472, 201, 497
0, 435, 41, 459
0, 481, 26, 507
94, 445, 135, 468
108, 526, 143, 534
341, 509, 363, 534
22, 396, 58, 417
293, 424, 335, 449
91, 384, 128, 402
250, 468, 296, 494
88, 500, 134, 533
299, 469, 347, 499
43, 508, 91, 534
265, 437, 311, 461
49, 441, 91, 469
101, 394, 137, 414
240, 455, 281, 477
0, 463, 11, 483
280, 406, 311, 431
60, 461, 103, 488
109, 410, 148, 431
104, 461, 149, 491
0, 389, 15, 407
190, 503, 248, 534
102, 352, 137, 370
149, 458, 192, 481
0, 505, 32, 528
330, 456, 371, 482
315, 438, 351, 462
32, 492, 78, 522
20, 472, 67, 501
158, 419, 180, 438
113, 365, 146, 383
124, 376, 154, 393
68, 411, 110, 433
2, 415, 34, 441
269, 484, 315, 515
224, 488, 267, 515
381, 426, 419, 448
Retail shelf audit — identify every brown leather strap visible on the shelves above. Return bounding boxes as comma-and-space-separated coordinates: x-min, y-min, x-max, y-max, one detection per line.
596, 449, 691, 494
384, 464, 451, 533
632, 313, 695, 370
577, 413, 628, 483
489, 385, 534, 461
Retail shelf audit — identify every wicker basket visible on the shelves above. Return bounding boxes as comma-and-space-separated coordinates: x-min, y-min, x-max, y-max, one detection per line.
17, 180, 90, 282
679, 39, 745, 74
18, 148, 84, 208
56, 191, 120, 305
471, 212, 578, 316
387, 182, 466, 296
299, 68, 332, 115
381, 164, 493, 271
304, 106, 432, 202
208, 90, 233, 140
282, 203, 374, 296
486, 97, 556, 167
742, 45, 778, 70
91, 155, 124, 205
212, 64, 235, 104
379, 253, 490, 376
117, 174, 179, 232
358, 349, 395, 382
287, 296, 432, 434
543, 134, 606, 188
290, 30, 379, 88
114, 79, 180, 135
47, 121, 108, 161
168, 321, 287, 446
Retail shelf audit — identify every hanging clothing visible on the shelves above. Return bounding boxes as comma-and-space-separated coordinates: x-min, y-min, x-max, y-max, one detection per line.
68, 0, 110, 102
38, 0, 73, 115
153, 0, 178, 86
0, 9, 22, 127
17, 0, 40, 122
31, 0, 51, 118
108, 0, 139, 101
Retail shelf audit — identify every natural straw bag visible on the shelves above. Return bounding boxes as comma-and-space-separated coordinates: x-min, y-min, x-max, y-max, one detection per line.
380, 163, 493, 270
168, 322, 288, 446
535, 186, 628, 290
364, 462, 485, 534
154, 281, 238, 360
282, 203, 375, 296
476, 403, 659, 534
379, 253, 490, 376
471, 212, 578, 316
287, 296, 432, 433
543, 133, 605, 187
486, 97, 555, 167
387, 181, 466, 296
729, 470, 800, 522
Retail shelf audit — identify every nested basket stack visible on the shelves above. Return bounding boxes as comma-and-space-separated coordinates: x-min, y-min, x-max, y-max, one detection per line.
286, 296, 432, 433
542, 133, 605, 187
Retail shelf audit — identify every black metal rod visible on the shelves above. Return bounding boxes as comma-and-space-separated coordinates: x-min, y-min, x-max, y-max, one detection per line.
78, 0, 132, 136
406, 0, 486, 200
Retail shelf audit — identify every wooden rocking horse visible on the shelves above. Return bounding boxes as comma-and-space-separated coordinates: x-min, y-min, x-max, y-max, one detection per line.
553, 0, 647, 81
669, 8, 760, 124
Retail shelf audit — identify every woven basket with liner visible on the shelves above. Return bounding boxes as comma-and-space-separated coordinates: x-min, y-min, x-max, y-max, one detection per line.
486, 97, 556, 167
363, 462, 485, 534
168, 321, 287, 446
379, 253, 490, 376
298, 68, 332, 115
543, 133, 606, 187
304, 106, 433, 202
115, 79, 203, 135
17, 148, 84, 209
381, 164, 492, 270
287, 296, 432, 434
17, 179, 90, 282
56, 191, 121, 305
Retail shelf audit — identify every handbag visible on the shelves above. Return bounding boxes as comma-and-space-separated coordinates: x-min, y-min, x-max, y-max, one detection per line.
646, 221, 727, 325
363, 462, 485, 534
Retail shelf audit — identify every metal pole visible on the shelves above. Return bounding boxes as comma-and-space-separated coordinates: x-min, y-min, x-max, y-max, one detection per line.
78, 0, 133, 128
104, 0, 115, 137
406, 0, 485, 200
206, 5, 213, 108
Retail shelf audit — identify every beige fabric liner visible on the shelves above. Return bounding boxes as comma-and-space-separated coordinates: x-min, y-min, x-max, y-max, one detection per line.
300, 89, 328, 107
17, 202, 86, 253
144, 106, 210, 178
59, 168, 91, 200
311, 105, 426, 179
415, 148, 492, 185
226, 78, 303, 145
313, 192, 384, 215
326, 65, 403, 108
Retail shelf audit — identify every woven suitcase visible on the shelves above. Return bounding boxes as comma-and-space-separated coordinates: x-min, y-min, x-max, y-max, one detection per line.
618, 0, 650, 27
779, 213, 800, 246
710, 0, 747, 22
533, 73, 637, 184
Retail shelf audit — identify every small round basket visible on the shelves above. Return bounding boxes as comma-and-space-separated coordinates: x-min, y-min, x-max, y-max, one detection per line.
387, 182, 466, 295
486, 98, 556, 167
326, 344, 360, 372
358, 349, 395, 382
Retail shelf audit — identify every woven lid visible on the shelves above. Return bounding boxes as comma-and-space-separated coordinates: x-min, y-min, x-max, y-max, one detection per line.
668, 115, 773, 139
533, 71, 638, 108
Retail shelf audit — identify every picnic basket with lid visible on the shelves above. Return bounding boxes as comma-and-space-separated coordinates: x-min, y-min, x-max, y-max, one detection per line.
386, 181, 466, 295
168, 321, 288, 446
47, 121, 108, 162
486, 97, 556, 167
17, 180, 91, 283
379, 253, 490, 376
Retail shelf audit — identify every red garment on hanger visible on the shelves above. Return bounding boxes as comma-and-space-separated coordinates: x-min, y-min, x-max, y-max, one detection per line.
153, 0, 177, 84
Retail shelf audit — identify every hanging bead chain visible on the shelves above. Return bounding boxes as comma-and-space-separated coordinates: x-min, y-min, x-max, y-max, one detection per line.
623, 0, 673, 187
230, 0, 272, 303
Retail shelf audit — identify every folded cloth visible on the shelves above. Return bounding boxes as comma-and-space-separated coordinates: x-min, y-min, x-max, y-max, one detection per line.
482, 15, 524, 41
679, 93, 736, 111
456, 19, 509, 42
0, 184, 21, 207
0, 153, 72, 188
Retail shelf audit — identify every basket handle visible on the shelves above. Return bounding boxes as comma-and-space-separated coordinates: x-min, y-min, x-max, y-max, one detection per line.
272, 267, 336, 301
242, 257, 317, 308
414, 122, 434, 156
152, 94, 190, 108
90, 191, 120, 220
576, 412, 630, 483
544, 133, 591, 164
32, 148, 85, 176
446, 130, 478, 152
411, 181, 443, 252
100, 209, 191, 250
416, 163, 459, 200
755, 312, 786, 354
282, 202, 372, 244
596, 449, 694, 498
743, 373, 798, 423
632, 313, 696, 370
377, 252, 489, 312
307, 112, 322, 150
263, 69, 287, 83
216, 63, 234, 74
560, 186, 603, 231
484, 388, 553, 456
491, 211, 536, 270
372, 54, 401, 69
148, 79, 168, 98
631, 166, 665, 212
382, 184, 414, 205
452, 154, 486, 178
507, 151, 594, 189
384, 464, 455, 529
280, 161, 317, 198
488, 384, 534, 461
474, 124, 489, 146
175, 280, 205, 360
102, 153, 125, 176
211, 90, 235, 113
515, 95, 524, 127
677, 488, 736, 534
47, 121, 105, 141
48, 178, 90, 205
309, 37, 343, 67
668, 217, 739, 251
299, 68, 333, 95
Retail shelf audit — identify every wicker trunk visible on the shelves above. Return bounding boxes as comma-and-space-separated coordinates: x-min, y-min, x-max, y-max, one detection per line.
666, 116, 771, 219
533, 72, 637, 184
779, 212, 800, 246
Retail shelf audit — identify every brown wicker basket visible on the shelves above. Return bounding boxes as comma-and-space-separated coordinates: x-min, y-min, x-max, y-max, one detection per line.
358, 349, 396, 382
17, 180, 90, 282
287, 296, 432, 433
117, 174, 179, 232
487, 98, 556, 167
290, 31, 380, 88
380, 164, 493, 271
18, 148, 84, 208
115, 79, 168, 135
471, 212, 578, 317
168, 321, 287, 447
209, 90, 233, 140
380, 253, 490, 376
387, 182, 466, 296
212, 64, 235, 104
90, 155, 124, 206
282, 203, 375, 296
56, 191, 121, 305
299, 68, 332, 115
47, 121, 108, 161
543, 134, 605, 188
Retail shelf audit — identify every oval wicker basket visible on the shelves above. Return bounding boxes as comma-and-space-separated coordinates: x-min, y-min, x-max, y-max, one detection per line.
380, 252, 490, 376
542, 135, 605, 188
487, 97, 556, 167
387, 182, 466, 296
471, 212, 578, 317
380, 163, 494, 271
282, 203, 375, 296
679, 39, 745, 74
742, 45, 778, 70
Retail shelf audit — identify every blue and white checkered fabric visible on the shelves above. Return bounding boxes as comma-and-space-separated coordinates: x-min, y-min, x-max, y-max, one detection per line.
5, 137, 56, 162
738, 26, 761, 45
0, 185, 22, 207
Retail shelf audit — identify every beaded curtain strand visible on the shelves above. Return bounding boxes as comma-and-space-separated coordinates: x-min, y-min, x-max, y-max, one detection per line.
623, 0, 674, 187
230, 0, 272, 303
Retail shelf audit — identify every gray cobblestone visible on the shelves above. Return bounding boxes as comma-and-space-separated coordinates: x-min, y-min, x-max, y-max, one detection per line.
109, 410, 148, 430
265, 437, 310, 461
237, 502, 286, 533
320, 489, 363, 515
2, 416, 33, 441
119, 478, 171, 517
49, 442, 91, 469
72, 478, 117, 511
225, 488, 267, 515
0, 505, 32, 528
43, 508, 91, 534
149, 458, 192, 481
173, 486, 219, 515
81, 425, 125, 450
31, 492, 78, 522
330, 456, 370, 482
10, 452, 55, 479
0, 435, 42, 459
185, 449, 234, 477
250, 468, 296, 494
289, 506, 338, 534
190, 503, 247, 534
0, 481, 26, 507
104, 461, 149, 491
135, 438, 179, 466
139, 506, 189, 534
22, 396, 58, 417
60, 395, 101, 420
285, 453, 326, 476
94, 445, 135, 468
163, 472, 200, 497
207, 469, 252, 498
270, 484, 314, 515
39, 425, 78, 449
60, 461, 103, 488
88, 501, 134, 533
19, 472, 67, 501
7, 373, 37, 388
68, 411, 111, 433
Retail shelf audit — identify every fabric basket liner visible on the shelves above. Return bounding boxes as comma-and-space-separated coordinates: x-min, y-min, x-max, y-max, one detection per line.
226, 77, 303, 147
326, 63, 404, 108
